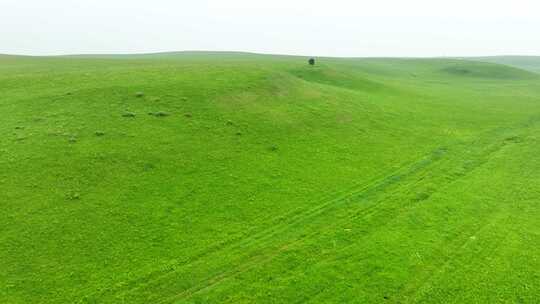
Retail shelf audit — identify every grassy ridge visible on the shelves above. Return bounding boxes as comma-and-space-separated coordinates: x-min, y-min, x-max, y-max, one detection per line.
1, 53, 540, 303
472, 56, 540, 73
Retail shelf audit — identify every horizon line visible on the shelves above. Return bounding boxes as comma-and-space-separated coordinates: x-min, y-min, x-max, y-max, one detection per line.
1, 50, 540, 59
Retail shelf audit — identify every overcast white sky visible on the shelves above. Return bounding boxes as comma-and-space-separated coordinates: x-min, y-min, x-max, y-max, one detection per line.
1, 0, 539, 57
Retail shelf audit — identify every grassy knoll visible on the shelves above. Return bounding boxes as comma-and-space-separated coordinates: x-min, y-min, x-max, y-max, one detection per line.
1, 52, 540, 303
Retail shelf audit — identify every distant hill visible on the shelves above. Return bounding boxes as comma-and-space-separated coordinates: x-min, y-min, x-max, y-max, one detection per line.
470, 56, 540, 73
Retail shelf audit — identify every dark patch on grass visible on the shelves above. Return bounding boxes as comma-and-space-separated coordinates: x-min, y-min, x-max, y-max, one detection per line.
95, 131, 105, 136
148, 111, 170, 117
184, 113, 192, 118
135, 92, 144, 98
504, 135, 523, 143
66, 192, 80, 201
448, 68, 471, 75
122, 112, 136, 118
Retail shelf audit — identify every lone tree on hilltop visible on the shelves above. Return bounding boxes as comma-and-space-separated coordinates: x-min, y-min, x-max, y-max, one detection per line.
309, 58, 315, 66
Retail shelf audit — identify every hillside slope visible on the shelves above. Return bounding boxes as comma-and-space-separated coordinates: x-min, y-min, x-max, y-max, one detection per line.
472, 56, 540, 73
1, 53, 540, 303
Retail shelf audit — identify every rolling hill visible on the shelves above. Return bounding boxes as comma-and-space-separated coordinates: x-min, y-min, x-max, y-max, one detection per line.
1, 53, 540, 303
472, 56, 540, 73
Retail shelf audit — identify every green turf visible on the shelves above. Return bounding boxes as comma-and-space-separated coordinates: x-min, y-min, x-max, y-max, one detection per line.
1, 52, 540, 303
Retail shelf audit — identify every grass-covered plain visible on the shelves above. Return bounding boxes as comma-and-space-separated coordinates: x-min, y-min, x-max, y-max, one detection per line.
1, 52, 540, 303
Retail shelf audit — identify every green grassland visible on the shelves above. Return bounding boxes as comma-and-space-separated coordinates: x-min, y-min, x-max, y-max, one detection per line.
472, 56, 540, 73
1, 52, 540, 303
